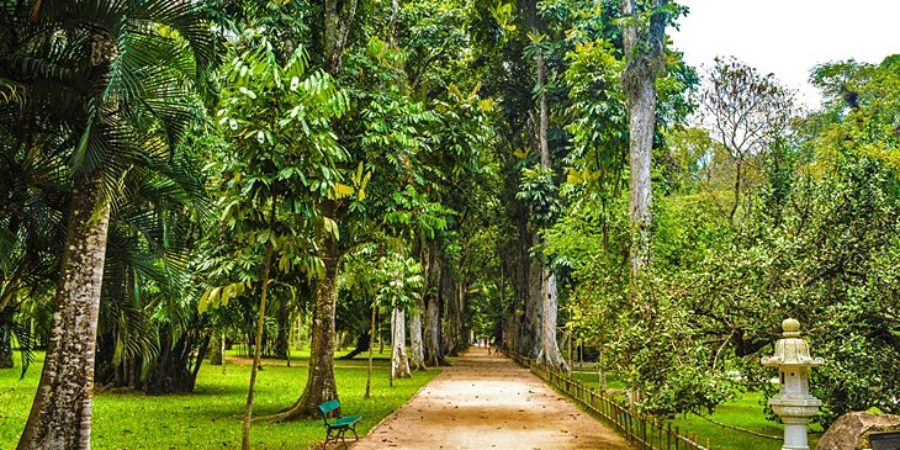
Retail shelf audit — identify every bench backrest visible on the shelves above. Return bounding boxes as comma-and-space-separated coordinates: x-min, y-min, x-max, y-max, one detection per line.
318, 399, 340, 421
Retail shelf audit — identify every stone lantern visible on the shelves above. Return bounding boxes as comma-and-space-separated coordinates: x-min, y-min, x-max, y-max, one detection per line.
762, 318, 825, 450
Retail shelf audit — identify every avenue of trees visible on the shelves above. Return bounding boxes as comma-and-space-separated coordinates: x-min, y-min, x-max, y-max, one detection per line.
0, 0, 897, 448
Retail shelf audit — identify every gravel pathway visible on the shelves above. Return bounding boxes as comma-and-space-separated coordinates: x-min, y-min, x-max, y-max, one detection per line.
349, 348, 631, 450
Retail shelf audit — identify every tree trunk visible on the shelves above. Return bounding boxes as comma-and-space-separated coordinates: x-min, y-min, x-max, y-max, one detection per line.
408, 303, 426, 370
0, 323, 12, 369
536, 268, 568, 370
280, 236, 339, 419
730, 158, 743, 223
18, 173, 110, 450
524, 249, 542, 357
209, 333, 223, 366
365, 292, 378, 399
455, 279, 466, 352
242, 220, 275, 450
621, 0, 668, 277
138, 324, 208, 394
377, 319, 384, 354
626, 74, 654, 276
410, 241, 428, 369
323, 0, 359, 75
274, 304, 292, 360
529, 2, 565, 366
390, 308, 411, 379
425, 284, 443, 365
0, 307, 13, 369
440, 269, 458, 357
338, 331, 370, 360
423, 243, 446, 366
536, 54, 550, 168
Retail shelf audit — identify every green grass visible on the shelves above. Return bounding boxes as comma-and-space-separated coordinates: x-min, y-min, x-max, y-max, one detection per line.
570, 370, 626, 390
668, 391, 821, 450
1, 351, 438, 449
569, 371, 821, 450
224, 346, 393, 369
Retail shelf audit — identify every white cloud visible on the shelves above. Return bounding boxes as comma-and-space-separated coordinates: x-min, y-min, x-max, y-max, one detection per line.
671, 0, 900, 107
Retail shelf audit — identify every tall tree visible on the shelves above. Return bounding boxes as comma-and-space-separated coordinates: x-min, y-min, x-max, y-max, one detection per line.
698, 57, 796, 222
281, 0, 361, 419
524, 0, 567, 370
0, 2, 212, 448
620, 0, 669, 275
207, 31, 348, 439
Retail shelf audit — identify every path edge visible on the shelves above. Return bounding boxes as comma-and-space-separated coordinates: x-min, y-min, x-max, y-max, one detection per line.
312, 368, 445, 450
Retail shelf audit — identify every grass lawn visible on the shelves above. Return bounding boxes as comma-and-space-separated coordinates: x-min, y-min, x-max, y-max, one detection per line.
0, 350, 438, 449
569, 371, 821, 450
571, 370, 626, 390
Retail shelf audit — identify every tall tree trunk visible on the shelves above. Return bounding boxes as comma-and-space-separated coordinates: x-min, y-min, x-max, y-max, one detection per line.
365, 292, 378, 399
0, 306, 13, 369
536, 268, 568, 370
524, 244, 542, 357
390, 308, 411, 379
323, 0, 359, 75
408, 303, 425, 370
423, 242, 445, 366
274, 303, 292, 360
530, 2, 566, 366
18, 173, 110, 450
621, 0, 668, 276
455, 279, 466, 352
242, 195, 277, 450
281, 234, 340, 419
518, 0, 548, 361
410, 241, 428, 369
425, 285, 443, 365
440, 269, 458, 356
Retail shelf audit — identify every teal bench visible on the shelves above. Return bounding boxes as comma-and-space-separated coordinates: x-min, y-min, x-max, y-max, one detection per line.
318, 399, 361, 449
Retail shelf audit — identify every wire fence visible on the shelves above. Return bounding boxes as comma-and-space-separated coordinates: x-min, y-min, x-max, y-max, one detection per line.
511, 353, 712, 450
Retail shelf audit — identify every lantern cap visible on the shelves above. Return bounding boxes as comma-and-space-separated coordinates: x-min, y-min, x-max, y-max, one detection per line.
761, 318, 824, 367
782, 318, 801, 336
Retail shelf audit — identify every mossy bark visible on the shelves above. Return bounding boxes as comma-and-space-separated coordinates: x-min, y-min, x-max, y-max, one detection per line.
18, 173, 110, 450
620, 0, 668, 276
391, 308, 411, 379
281, 237, 339, 419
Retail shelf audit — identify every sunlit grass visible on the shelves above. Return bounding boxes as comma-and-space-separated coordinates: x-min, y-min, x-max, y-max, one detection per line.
1, 350, 437, 449
570, 371, 821, 450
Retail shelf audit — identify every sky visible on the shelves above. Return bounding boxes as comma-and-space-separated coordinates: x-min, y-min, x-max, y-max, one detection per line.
670, 0, 900, 107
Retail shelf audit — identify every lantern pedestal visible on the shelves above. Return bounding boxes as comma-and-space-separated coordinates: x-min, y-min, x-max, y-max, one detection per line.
762, 319, 824, 450
770, 396, 822, 450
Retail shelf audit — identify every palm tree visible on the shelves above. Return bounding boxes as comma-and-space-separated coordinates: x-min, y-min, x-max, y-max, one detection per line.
0, 1, 212, 448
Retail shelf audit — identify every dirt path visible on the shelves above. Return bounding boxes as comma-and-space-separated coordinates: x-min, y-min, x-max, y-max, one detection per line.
351, 348, 631, 450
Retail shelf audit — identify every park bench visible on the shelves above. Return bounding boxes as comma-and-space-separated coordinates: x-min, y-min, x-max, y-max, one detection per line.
318, 399, 361, 449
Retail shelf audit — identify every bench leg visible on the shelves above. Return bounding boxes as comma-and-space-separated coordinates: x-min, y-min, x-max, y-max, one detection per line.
350, 426, 359, 441
339, 429, 348, 449
323, 429, 332, 450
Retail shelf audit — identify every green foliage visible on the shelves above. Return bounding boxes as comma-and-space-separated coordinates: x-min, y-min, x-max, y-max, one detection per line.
563, 39, 627, 201
517, 166, 561, 228
200, 32, 349, 311
551, 54, 900, 424
376, 251, 424, 311
0, 0, 215, 389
